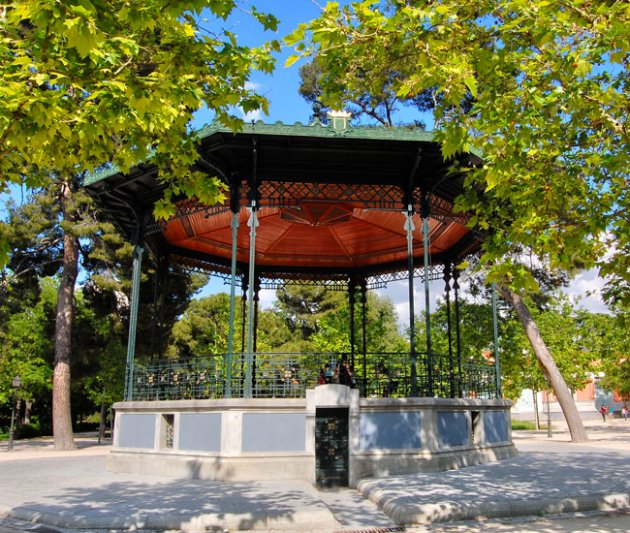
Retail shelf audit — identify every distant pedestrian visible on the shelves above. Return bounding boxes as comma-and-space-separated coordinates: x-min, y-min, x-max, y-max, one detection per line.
337, 358, 353, 386
600, 404, 607, 422
622, 405, 629, 421
324, 363, 333, 384
609, 405, 615, 419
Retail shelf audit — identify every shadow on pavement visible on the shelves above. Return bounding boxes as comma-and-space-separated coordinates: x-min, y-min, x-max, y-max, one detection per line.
1, 455, 335, 531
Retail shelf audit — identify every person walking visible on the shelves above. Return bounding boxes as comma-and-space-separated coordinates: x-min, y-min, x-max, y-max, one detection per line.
600, 404, 607, 422
622, 405, 629, 421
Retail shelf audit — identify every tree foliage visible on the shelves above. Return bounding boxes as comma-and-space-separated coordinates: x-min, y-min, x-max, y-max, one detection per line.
274, 285, 342, 342
0, 189, 204, 437
166, 293, 232, 359
288, 0, 629, 296
297, 56, 429, 127
287, 0, 629, 442
0, 0, 280, 262
588, 309, 630, 399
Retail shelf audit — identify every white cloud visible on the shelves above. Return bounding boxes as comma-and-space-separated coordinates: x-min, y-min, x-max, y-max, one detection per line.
241, 107, 263, 122
239, 81, 264, 122
258, 288, 276, 310
562, 268, 610, 314
377, 279, 448, 328
377, 267, 611, 326
244, 81, 261, 91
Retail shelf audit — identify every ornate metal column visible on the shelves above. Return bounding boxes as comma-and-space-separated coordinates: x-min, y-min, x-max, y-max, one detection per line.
348, 277, 357, 370
361, 279, 368, 396
421, 197, 434, 397
404, 205, 418, 396
240, 277, 248, 395
244, 138, 259, 398
241, 279, 248, 353
253, 276, 261, 391
124, 217, 145, 402
453, 268, 463, 397
225, 180, 240, 399
444, 263, 455, 398
491, 282, 502, 398
244, 205, 259, 398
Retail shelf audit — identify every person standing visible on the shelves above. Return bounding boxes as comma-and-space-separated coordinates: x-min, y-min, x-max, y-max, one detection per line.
622, 405, 629, 421
337, 358, 353, 386
600, 404, 608, 422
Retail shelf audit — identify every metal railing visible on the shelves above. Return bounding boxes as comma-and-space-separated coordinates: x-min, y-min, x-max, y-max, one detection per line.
130, 352, 498, 401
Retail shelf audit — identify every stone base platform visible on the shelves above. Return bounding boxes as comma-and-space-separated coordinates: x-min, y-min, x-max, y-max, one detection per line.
109, 385, 516, 487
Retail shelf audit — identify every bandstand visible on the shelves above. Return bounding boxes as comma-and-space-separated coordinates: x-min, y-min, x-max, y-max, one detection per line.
86, 115, 515, 488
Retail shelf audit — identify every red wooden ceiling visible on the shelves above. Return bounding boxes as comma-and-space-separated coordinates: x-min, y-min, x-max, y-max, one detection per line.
162, 201, 471, 270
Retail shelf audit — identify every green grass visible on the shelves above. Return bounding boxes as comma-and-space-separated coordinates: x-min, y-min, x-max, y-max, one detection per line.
512, 420, 537, 430
512, 420, 554, 430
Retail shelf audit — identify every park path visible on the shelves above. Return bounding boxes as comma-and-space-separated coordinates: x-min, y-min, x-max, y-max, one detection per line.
0, 419, 628, 532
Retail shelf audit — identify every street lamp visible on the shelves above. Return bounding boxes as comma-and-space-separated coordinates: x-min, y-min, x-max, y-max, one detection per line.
546, 386, 553, 438
7, 374, 22, 451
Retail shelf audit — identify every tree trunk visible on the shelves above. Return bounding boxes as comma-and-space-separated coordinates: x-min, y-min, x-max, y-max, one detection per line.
501, 286, 588, 442
53, 179, 78, 451
24, 400, 32, 426
532, 387, 541, 430
98, 395, 106, 444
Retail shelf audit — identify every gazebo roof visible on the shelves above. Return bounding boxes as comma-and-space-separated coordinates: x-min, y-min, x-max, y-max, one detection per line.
86, 121, 484, 286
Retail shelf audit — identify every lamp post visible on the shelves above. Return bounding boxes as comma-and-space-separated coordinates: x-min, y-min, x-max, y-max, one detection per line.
546, 386, 553, 438
7, 374, 22, 451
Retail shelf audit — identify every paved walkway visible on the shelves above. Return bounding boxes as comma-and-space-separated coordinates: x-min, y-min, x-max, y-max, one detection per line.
0, 419, 628, 532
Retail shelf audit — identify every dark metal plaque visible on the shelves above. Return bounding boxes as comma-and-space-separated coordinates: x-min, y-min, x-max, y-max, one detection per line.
315, 408, 349, 488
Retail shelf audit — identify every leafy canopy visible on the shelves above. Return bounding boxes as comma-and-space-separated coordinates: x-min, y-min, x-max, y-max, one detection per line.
287, 0, 629, 297
0, 0, 280, 262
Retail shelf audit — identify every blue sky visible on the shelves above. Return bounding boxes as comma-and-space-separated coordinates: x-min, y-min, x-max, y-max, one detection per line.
192, 0, 331, 128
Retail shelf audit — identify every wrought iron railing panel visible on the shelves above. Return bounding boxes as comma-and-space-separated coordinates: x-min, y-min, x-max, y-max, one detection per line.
130, 352, 498, 401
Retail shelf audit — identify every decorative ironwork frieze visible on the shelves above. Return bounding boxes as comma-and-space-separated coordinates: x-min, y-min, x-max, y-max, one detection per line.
257, 274, 350, 291
412, 187, 470, 226
366, 264, 445, 289
169, 254, 233, 280
160, 200, 231, 229
249, 181, 407, 210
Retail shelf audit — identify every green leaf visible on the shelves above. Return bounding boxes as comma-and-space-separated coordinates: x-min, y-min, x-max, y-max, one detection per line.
284, 25, 306, 47
0, 238, 9, 267
463, 76, 478, 98
65, 20, 96, 58
285, 54, 301, 68
574, 59, 591, 77
251, 7, 279, 32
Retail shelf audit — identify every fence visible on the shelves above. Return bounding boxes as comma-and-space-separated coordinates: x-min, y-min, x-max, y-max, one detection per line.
130, 352, 498, 401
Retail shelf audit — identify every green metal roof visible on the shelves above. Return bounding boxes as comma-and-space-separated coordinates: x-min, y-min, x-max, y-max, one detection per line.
196, 119, 436, 142
84, 120, 481, 187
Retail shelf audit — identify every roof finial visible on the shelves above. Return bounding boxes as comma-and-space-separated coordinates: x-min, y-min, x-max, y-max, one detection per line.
327, 110, 351, 131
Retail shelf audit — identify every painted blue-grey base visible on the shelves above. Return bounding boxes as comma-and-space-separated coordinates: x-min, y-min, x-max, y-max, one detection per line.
117, 413, 155, 449
109, 392, 515, 486
438, 411, 470, 447
179, 413, 221, 452
359, 412, 422, 451
484, 410, 510, 443
243, 413, 306, 452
